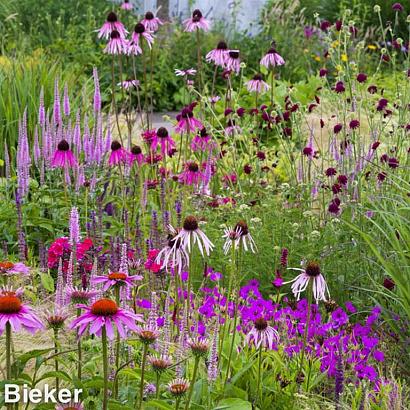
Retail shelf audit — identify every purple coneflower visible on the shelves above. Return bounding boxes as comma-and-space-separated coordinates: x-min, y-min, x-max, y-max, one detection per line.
92, 271, 142, 292
226, 50, 241, 74
56, 402, 84, 410
151, 127, 176, 156
141, 11, 163, 32
260, 46, 285, 68
183, 9, 210, 32
206, 41, 229, 66
284, 261, 330, 303
109, 141, 128, 166
98, 12, 127, 39
172, 216, 214, 257
0, 261, 30, 276
129, 145, 144, 166
118, 79, 140, 89
175, 107, 203, 134
104, 30, 127, 55
179, 161, 204, 186
234, 220, 257, 253
120, 0, 133, 10
175, 68, 197, 77
70, 298, 143, 339
52, 139, 77, 168
0, 290, 44, 335
245, 317, 279, 349
246, 74, 270, 93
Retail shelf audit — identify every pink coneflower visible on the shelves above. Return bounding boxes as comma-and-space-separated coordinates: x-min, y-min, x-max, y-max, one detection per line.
70, 298, 143, 339
0, 261, 30, 276
66, 286, 99, 305
172, 216, 214, 257
109, 141, 128, 166
234, 220, 257, 253
179, 161, 204, 186
245, 317, 279, 349
246, 74, 270, 93
52, 139, 77, 168
151, 127, 176, 156
188, 337, 210, 357
129, 145, 144, 166
98, 12, 127, 39
0, 290, 44, 335
226, 50, 241, 74
136, 324, 160, 344
284, 261, 330, 303
149, 354, 173, 372
45, 308, 68, 331
183, 9, 210, 32
175, 107, 203, 134
191, 128, 215, 152
175, 68, 197, 77
156, 226, 188, 275
131, 23, 154, 51
104, 30, 127, 55
118, 79, 140, 89
120, 0, 133, 10
206, 41, 229, 66
222, 226, 241, 255
142, 11, 163, 32
168, 378, 190, 397
92, 271, 143, 292
260, 47, 285, 68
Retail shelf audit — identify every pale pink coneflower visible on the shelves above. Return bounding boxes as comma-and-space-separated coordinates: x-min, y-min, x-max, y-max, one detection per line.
120, 0, 133, 10
225, 119, 242, 137
284, 261, 330, 303
246, 74, 270, 93
131, 23, 154, 50
98, 12, 128, 39
52, 139, 77, 168
183, 9, 210, 32
104, 30, 128, 55
175, 107, 203, 134
141, 11, 163, 32
56, 402, 84, 410
109, 141, 129, 166
70, 298, 143, 339
91, 271, 143, 292
172, 215, 214, 257
175, 68, 197, 77
226, 50, 241, 74
260, 46, 285, 68
222, 226, 241, 255
179, 161, 205, 186
245, 317, 279, 350
118, 79, 140, 89
234, 220, 257, 253
191, 128, 215, 152
156, 226, 189, 276
206, 41, 229, 66
0, 261, 30, 276
0, 289, 44, 335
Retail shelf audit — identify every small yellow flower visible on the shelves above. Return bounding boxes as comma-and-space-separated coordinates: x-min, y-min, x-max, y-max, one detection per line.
367, 44, 377, 50
314, 55, 321, 62
331, 40, 340, 48
341, 54, 348, 62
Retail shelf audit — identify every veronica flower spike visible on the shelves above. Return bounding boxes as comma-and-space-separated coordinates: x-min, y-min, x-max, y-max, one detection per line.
284, 261, 330, 303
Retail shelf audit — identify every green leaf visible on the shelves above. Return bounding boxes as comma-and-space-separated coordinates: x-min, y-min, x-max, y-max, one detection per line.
107, 401, 134, 410
12, 349, 54, 377
40, 273, 54, 292
144, 400, 174, 410
215, 398, 252, 410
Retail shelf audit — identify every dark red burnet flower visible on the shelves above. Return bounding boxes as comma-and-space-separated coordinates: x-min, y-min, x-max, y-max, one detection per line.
325, 167, 337, 177
335, 20, 342, 31
319, 68, 328, 77
392, 3, 404, 12
334, 81, 345, 93
383, 277, 395, 290
256, 151, 266, 161
320, 20, 331, 32
334, 123, 343, 134
367, 85, 377, 94
328, 197, 341, 214
337, 174, 348, 185
349, 119, 360, 129
332, 183, 342, 194
376, 98, 388, 111
388, 157, 399, 169
356, 73, 367, 83
372, 141, 381, 150
243, 164, 252, 174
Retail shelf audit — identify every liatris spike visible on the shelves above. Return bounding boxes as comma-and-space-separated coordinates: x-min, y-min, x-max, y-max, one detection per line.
69, 207, 81, 247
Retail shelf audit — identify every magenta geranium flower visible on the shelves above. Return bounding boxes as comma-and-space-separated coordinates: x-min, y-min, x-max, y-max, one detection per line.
183, 9, 210, 32
141, 11, 163, 32
0, 290, 44, 335
109, 141, 129, 166
0, 261, 30, 276
92, 271, 143, 292
98, 12, 127, 39
70, 298, 143, 339
52, 139, 77, 168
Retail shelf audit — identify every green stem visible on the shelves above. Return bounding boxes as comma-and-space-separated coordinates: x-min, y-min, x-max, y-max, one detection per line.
54, 328, 59, 391
155, 372, 160, 399
6, 321, 13, 410
77, 308, 82, 380
256, 345, 263, 405
102, 326, 109, 410
184, 356, 200, 410
139, 343, 148, 409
